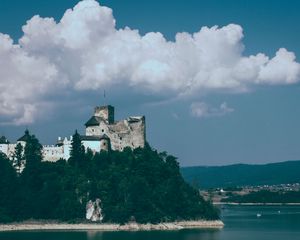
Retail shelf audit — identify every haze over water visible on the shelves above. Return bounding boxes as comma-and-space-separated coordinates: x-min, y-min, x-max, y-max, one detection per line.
0, 205, 299, 240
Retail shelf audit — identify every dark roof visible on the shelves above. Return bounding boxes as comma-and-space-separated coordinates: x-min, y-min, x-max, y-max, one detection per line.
17, 129, 30, 142
99, 134, 110, 140
80, 134, 110, 141
127, 116, 144, 123
85, 116, 102, 127
0, 136, 9, 144
80, 135, 101, 141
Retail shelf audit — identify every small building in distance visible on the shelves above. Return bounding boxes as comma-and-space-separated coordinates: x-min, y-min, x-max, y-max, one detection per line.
0, 104, 146, 163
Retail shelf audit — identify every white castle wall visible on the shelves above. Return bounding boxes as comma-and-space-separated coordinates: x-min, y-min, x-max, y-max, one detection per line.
43, 145, 64, 162
0, 143, 17, 160
43, 137, 72, 162
82, 140, 101, 153
0, 144, 8, 156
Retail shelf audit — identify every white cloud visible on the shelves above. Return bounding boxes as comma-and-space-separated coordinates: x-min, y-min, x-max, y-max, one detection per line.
258, 48, 300, 84
0, 0, 299, 124
190, 102, 234, 118
12, 104, 37, 125
0, 33, 58, 125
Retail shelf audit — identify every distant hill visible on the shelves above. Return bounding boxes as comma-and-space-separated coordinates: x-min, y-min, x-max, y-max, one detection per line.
181, 160, 300, 189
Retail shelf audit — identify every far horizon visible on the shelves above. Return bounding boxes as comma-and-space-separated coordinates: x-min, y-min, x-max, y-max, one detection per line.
1, 0, 300, 166
182, 159, 300, 168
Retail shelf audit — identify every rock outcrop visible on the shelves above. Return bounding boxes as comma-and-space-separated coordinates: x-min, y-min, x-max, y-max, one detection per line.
86, 199, 103, 222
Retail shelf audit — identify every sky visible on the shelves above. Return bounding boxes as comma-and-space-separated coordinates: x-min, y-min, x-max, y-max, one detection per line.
0, 0, 300, 166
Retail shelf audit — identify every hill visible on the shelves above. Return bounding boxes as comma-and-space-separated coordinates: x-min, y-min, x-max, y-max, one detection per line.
181, 160, 300, 189
0, 131, 219, 223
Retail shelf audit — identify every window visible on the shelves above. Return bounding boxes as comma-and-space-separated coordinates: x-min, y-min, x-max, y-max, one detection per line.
120, 137, 122, 140
102, 129, 104, 132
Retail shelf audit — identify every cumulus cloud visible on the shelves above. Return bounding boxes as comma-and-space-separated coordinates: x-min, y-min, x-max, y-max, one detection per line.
0, 0, 299, 124
190, 102, 234, 118
0, 33, 58, 125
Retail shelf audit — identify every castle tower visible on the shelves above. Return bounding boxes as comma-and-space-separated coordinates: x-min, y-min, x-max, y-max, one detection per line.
17, 129, 31, 146
94, 105, 114, 124
0, 136, 9, 144
85, 104, 145, 150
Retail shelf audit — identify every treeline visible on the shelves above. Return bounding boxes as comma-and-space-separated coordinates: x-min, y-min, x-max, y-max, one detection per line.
181, 161, 300, 189
223, 190, 300, 203
0, 130, 219, 223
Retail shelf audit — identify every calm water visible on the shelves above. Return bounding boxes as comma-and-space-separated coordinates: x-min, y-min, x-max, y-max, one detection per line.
1, 205, 300, 240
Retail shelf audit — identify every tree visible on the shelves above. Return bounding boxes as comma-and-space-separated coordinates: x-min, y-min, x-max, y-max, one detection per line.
0, 153, 18, 222
13, 143, 23, 174
19, 132, 44, 219
24, 133, 43, 169
69, 130, 85, 168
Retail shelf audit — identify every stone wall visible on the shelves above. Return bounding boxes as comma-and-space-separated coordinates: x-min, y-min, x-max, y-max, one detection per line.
85, 116, 145, 151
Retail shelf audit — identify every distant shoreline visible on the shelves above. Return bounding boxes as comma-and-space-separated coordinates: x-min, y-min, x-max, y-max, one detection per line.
0, 220, 224, 232
214, 202, 300, 205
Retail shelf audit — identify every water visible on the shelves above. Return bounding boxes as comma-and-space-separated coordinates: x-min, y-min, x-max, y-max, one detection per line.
1, 205, 300, 240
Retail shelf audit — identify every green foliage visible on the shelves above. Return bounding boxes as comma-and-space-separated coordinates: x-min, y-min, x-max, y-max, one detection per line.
0, 153, 18, 222
24, 132, 43, 169
13, 143, 23, 174
69, 130, 85, 168
84, 144, 219, 223
0, 134, 219, 223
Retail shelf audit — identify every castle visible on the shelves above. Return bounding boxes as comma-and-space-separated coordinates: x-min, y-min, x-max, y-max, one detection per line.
0, 105, 146, 163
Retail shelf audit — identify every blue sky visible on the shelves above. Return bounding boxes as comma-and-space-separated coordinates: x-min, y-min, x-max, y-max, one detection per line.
0, 0, 300, 166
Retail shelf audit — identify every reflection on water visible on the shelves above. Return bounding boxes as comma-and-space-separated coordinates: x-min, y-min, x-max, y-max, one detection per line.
88, 229, 221, 240
0, 229, 222, 240
0, 206, 300, 240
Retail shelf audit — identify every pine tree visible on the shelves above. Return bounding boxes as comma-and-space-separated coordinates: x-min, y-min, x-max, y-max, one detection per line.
69, 130, 85, 168
24, 133, 43, 169
13, 143, 23, 174
20, 132, 43, 219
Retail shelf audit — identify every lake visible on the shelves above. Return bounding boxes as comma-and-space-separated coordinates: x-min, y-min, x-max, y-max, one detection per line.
0, 205, 300, 240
